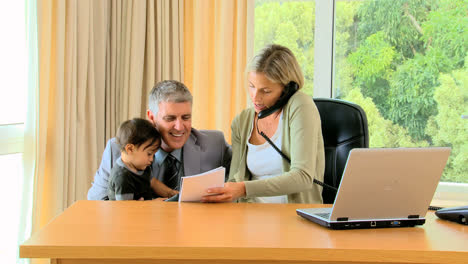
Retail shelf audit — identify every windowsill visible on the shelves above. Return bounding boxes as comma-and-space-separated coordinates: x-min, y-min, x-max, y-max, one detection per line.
432, 182, 468, 208
431, 199, 467, 208
0, 123, 24, 155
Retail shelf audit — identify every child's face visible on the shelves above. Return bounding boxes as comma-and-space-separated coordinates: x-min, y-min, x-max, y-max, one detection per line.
129, 139, 160, 171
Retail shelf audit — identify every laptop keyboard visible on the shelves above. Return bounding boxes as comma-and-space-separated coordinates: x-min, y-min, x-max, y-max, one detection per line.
315, 213, 331, 219
306, 208, 332, 219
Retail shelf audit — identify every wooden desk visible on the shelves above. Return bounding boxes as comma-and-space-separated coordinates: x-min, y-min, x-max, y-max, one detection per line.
20, 201, 468, 264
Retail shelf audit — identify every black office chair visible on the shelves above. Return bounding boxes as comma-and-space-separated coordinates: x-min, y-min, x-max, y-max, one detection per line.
314, 98, 369, 204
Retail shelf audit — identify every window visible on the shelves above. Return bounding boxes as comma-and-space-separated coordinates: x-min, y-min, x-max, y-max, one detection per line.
254, 0, 467, 203
0, 1, 31, 263
0, 153, 25, 262
332, 0, 468, 194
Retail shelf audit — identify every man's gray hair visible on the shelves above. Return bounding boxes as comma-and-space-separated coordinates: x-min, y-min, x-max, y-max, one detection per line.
148, 80, 193, 115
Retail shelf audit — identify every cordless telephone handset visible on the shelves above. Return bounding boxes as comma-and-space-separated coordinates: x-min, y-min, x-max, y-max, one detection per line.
257, 81, 299, 119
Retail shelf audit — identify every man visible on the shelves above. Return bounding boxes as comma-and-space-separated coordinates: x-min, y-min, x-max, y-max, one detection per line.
88, 80, 232, 200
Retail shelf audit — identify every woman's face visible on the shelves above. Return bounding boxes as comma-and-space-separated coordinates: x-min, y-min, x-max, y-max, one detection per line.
248, 72, 284, 113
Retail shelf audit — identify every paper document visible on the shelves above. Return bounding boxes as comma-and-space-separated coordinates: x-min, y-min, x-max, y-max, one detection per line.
178, 167, 226, 202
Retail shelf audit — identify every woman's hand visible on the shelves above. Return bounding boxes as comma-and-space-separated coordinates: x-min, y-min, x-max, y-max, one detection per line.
201, 182, 246, 203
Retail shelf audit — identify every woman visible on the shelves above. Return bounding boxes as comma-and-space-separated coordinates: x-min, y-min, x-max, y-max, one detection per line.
202, 44, 325, 203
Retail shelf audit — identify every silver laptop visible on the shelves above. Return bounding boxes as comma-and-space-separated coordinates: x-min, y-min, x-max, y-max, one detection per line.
297, 147, 451, 229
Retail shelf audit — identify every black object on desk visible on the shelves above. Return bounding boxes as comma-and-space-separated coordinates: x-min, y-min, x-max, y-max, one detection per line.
435, 206, 468, 225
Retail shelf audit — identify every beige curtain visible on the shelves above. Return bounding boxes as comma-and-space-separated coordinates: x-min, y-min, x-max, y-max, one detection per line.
184, 0, 253, 142
34, 0, 183, 234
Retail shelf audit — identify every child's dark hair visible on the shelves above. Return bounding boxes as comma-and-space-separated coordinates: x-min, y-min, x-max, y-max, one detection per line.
116, 118, 161, 152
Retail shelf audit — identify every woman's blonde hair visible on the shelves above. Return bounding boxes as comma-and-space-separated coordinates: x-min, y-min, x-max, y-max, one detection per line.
247, 44, 304, 89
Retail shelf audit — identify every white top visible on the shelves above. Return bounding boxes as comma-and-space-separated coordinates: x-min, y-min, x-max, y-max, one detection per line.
246, 112, 288, 203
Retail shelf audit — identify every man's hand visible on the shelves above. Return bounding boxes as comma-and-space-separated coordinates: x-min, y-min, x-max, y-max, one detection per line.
168, 189, 179, 197
151, 178, 179, 198
201, 182, 246, 203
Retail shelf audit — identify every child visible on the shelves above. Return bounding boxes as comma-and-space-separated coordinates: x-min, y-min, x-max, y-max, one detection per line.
107, 118, 161, 200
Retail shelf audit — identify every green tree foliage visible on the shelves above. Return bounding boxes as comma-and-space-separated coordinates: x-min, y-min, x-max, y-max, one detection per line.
348, 31, 395, 115
344, 88, 428, 148
352, 0, 436, 138
347, 0, 467, 141
334, 1, 362, 98
349, 32, 395, 86
422, 0, 468, 69
254, 1, 315, 94
386, 0, 468, 140
356, 0, 434, 59
426, 59, 468, 182
388, 50, 450, 140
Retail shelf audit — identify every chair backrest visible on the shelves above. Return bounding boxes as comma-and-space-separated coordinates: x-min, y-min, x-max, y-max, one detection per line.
314, 98, 369, 204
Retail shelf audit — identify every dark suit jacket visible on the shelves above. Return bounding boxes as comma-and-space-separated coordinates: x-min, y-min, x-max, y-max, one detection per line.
87, 128, 232, 200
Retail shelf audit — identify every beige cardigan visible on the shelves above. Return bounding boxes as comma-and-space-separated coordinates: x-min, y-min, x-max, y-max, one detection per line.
228, 91, 325, 203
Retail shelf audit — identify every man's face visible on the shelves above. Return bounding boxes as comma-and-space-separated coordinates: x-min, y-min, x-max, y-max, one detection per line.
153, 101, 192, 152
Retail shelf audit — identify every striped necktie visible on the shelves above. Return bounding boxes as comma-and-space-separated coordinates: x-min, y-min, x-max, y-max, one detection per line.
163, 154, 180, 190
